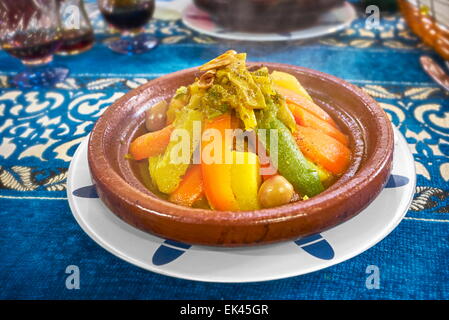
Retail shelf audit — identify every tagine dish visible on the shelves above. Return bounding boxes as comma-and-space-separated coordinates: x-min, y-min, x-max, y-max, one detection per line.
87, 50, 393, 246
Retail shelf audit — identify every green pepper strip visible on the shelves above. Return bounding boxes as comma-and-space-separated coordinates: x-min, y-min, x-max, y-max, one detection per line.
257, 116, 324, 197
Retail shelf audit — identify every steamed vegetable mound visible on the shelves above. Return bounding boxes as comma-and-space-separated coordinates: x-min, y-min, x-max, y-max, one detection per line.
129, 50, 351, 211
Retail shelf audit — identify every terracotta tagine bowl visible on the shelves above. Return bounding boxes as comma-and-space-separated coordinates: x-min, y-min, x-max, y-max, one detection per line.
88, 63, 393, 247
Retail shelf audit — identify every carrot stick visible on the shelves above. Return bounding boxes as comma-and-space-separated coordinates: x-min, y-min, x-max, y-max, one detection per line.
294, 126, 351, 175
291, 106, 349, 146
129, 125, 174, 161
201, 114, 240, 211
275, 85, 337, 127
169, 165, 204, 207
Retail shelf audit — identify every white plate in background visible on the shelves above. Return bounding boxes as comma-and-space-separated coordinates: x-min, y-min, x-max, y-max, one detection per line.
182, 1, 357, 42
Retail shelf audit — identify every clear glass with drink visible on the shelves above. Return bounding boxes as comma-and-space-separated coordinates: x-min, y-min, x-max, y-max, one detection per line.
0, 0, 69, 88
97, 0, 157, 54
57, 0, 95, 55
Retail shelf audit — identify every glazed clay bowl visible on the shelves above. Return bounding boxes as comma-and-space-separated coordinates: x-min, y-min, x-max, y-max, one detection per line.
88, 63, 393, 247
193, 0, 344, 32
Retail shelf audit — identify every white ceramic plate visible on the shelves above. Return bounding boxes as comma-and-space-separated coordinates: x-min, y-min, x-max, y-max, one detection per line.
67, 127, 415, 283
181, 1, 357, 42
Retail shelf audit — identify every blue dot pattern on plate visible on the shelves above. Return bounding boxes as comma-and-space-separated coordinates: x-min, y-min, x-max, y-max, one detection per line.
385, 174, 409, 188
152, 240, 192, 266
73, 185, 98, 198
294, 234, 335, 260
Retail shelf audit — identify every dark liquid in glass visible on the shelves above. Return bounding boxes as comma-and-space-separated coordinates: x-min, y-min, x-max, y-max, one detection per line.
101, 1, 155, 30
2, 30, 61, 62
58, 30, 95, 54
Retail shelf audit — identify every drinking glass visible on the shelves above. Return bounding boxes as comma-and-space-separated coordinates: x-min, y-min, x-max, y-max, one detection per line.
57, 0, 95, 55
0, 0, 69, 88
97, 0, 157, 54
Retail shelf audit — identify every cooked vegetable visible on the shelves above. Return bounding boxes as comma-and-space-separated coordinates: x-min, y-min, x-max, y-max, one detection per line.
306, 159, 334, 186
252, 67, 277, 96
129, 51, 352, 211
169, 164, 204, 207
276, 85, 337, 127
129, 124, 174, 161
231, 151, 261, 210
258, 175, 294, 208
252, 67, 297, 132
148, 154, 162, 190
271, 70, 312, 101
201, 84, 231, 120
145, 100, 168, 132
200, 52, 267, 130
294, 126, 351, 175
257, 115, 324, 197
274, 94, 297, 133
199, 50, 236, 71
149, 109, 203, 194
292, 106, 349, 145
198, 70, 216, 89
166, 86, 189, 124
201, 113, 240, 211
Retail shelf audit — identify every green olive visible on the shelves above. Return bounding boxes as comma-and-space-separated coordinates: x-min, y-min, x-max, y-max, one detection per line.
258, 175, 294, 208
145, 100, 168, 132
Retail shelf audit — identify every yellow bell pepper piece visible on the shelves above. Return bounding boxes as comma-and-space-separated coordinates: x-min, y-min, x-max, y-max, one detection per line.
271, 70, 313, 101
231, 151, 261, 211
201, 114, 240, 211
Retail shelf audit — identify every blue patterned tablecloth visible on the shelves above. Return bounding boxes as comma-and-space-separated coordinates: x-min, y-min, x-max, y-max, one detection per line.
0, 0, 448, 299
